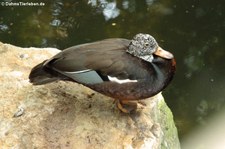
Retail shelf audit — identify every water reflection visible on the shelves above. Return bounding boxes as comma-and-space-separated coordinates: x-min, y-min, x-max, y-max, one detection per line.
0, 24, 9, 32
50, 0, 63, 26
102, 2, 120, 20
0, 0, 225, 140
88, 0, 120, 20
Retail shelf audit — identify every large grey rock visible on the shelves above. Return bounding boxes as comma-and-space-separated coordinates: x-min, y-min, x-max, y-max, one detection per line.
0, 42, 180, 149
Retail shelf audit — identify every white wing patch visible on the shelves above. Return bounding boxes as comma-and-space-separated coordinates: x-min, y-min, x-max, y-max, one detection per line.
108, 76, 138, 84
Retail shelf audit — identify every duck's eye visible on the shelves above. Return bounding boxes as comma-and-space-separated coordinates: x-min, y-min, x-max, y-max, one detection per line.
145, 43, 149, 47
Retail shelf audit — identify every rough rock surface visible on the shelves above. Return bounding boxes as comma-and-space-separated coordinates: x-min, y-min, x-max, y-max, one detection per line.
0, 42, 180, 149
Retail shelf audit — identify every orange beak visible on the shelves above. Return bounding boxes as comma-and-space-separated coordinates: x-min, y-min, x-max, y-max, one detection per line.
153, 47, 174, 59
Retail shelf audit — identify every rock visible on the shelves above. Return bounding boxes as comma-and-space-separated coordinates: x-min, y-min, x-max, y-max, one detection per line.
0, 41, 180, 149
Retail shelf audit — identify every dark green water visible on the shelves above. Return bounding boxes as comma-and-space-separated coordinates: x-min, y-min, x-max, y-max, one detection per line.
1, 0, 225, 141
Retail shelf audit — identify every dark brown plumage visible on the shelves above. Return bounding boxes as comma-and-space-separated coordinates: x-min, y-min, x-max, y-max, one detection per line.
29, 33, 176, 113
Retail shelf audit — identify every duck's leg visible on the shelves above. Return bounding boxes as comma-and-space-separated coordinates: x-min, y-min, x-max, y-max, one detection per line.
116, 100, 146, 113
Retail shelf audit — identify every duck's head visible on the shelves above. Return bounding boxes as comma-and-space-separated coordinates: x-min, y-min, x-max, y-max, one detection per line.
127, 33, 174, 62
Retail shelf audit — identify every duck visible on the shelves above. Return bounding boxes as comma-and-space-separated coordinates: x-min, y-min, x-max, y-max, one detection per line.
29, 33, 176, 113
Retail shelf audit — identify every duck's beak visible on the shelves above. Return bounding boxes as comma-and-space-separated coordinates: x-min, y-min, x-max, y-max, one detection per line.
153, 47, 174, 59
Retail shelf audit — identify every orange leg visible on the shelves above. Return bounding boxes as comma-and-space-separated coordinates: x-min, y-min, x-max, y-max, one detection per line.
116, 100, 146, 113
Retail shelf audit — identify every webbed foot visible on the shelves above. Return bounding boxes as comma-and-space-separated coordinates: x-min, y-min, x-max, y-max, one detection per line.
116, 100, 146, 113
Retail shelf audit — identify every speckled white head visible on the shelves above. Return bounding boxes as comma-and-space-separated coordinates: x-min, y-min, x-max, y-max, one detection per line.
127, 33, 158, 62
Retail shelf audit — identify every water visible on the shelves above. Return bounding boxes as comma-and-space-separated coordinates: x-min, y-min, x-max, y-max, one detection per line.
1, 0, 225, 140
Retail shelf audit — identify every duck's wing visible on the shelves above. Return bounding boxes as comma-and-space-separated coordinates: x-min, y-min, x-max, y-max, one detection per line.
44, 38, 152, 84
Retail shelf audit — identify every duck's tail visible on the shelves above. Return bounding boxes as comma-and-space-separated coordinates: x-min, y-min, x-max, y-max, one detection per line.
29, 60, 59, 85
